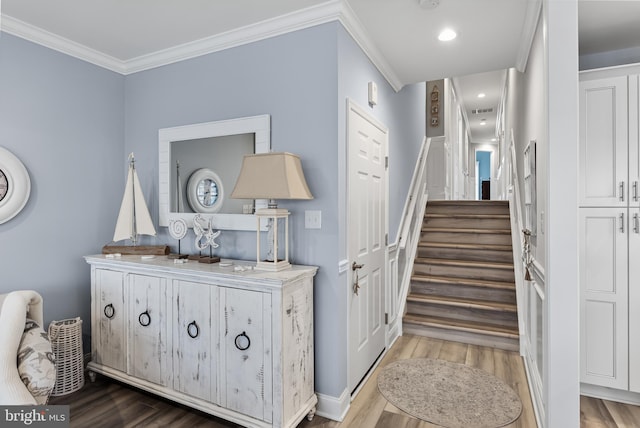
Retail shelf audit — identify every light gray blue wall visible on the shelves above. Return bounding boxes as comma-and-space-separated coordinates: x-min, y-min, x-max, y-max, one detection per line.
0, 20, 425, 402
0, 33, 125, 334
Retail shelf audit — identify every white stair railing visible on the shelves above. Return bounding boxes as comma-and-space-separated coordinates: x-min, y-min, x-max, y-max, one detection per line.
508, 131, 526, 348
388, 137, 431, 336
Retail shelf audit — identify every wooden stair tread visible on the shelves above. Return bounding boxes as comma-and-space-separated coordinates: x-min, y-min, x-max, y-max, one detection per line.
411, 274, 515, 290
427, 200, 509, 206
407, 293, 517, 312
414, 257, 513, 270
422, 226, 512, 234
419, 241, 512, 251
403, 314, 519, 338
425, 213, 510, 219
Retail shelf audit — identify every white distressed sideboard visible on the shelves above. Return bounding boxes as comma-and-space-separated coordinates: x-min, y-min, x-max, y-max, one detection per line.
85, 255, 317, 428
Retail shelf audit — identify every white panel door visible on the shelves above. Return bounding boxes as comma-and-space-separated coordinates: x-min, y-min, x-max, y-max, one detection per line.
629, 204, 640, 392
173, 280, 219, 403
629, 75, 640, 209
94, 269, 126, 372
129, 274, 170, 386
579, 76, 628, 207
347, 100, 387, 393
579, 208, 628, 389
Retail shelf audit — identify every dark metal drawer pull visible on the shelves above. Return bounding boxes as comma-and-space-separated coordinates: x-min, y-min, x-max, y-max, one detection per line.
138, 311, 151, 327
234, 331, 250, 351
187, 321, 199, 339
104, 303, 115, 319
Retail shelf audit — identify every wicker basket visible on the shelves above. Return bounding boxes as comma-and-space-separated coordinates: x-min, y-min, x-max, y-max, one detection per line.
48, 317, 85, 396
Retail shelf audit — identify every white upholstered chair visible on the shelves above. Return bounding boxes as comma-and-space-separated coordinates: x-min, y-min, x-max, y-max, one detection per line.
0, 290, 55, 405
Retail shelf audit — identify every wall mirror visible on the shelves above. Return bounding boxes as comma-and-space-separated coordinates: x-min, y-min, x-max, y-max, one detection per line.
159, 115, 270, 230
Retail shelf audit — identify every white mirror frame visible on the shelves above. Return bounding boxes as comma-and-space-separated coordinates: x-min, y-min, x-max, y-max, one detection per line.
0, 146, 31, 225
159, 115, 270, 231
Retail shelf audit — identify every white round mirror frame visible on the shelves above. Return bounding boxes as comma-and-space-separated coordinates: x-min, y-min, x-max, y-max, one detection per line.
187, 168, 224, 214
0, 146, 31, 225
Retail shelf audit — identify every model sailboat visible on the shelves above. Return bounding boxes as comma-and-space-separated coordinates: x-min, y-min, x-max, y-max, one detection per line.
102, 153, 168, 256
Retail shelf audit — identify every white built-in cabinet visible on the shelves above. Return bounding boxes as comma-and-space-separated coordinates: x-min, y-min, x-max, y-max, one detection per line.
86, 255, 317, 428
579, 71, 640, 394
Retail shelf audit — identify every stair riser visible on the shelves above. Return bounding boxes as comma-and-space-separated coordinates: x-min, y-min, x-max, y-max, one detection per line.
410, 281, 516, 303
424, 217, 511, 230
426, 204, 509, 216
421, 231, 512, 246
413, 263, 516, 282
402, 321, 519, 352
406, 302, 518, 329
418, 246, 513, 263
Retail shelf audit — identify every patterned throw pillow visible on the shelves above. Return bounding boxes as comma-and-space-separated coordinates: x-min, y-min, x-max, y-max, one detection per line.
17, 319, 56, 404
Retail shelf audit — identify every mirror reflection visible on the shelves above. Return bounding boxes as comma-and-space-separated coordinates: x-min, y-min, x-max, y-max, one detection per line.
171, 134, 253, 214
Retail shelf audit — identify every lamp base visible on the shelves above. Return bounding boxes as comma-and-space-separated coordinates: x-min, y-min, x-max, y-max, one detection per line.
256, 260, 291, 271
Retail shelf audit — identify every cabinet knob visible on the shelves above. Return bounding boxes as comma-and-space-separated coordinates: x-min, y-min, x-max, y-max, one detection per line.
103, 303, 115, 319
138, 311, 151, 327
234, 331, 251, 351
187, 321, 200, 339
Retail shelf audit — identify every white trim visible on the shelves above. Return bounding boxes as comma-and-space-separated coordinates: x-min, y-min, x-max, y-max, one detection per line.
338, 259, 350, 274
315, 388, 350, 422
125, 0, 343, 75
0, 1, 403, 91
0, 15, 127, 73
337, 2, 403, 91
581, 383, 640, 406
515, 0, 542, 73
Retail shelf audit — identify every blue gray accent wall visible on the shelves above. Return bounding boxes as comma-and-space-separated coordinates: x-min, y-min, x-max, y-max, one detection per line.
0, 20, 425, 403
0, 33, 125, 332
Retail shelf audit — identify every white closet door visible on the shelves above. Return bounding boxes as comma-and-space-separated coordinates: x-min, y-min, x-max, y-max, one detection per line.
579, 208, 628, 389
579, 76, 628, 207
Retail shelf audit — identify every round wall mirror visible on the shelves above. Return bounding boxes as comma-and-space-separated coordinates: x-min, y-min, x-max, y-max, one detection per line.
187, 168, 224, 213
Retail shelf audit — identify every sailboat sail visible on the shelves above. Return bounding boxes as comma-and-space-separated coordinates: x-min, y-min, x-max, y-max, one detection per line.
113, 153, 156, 243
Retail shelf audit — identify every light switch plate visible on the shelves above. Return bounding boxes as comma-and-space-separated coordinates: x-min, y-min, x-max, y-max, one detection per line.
305, 210, 321, 229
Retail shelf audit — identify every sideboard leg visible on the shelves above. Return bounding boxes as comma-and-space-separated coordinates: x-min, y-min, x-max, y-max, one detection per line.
306, 406, 316, 421
88, 370, 97, 383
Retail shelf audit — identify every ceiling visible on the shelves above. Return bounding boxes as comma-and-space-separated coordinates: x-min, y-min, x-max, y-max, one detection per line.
1, 0, 639, 144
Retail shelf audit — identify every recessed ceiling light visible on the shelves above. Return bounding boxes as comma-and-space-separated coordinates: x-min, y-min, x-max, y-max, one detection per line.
438, 28, 457, 42
480, 119, 487, 126
478, 93, 486, 98
491, 138, 497, 142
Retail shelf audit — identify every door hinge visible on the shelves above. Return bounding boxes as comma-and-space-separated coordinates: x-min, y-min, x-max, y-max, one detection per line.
385, 313, 389, 325
385, 156, 389, 169
385, 233, 388, 246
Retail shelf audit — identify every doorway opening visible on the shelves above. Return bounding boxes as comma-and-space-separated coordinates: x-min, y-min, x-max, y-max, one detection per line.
476, 150, 492, 200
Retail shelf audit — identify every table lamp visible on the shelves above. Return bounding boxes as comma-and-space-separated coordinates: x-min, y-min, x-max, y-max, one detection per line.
231, 152, 313, 271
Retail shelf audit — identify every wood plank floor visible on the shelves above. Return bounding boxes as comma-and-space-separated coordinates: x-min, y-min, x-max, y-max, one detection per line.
50, 334, 640, 427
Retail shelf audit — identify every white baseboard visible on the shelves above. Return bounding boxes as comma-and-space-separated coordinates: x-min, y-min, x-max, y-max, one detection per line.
316, 388, 350, 422
581, 383, 640, 406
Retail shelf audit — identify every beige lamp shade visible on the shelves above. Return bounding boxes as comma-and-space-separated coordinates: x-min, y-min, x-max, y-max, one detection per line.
231, 152, 313, 201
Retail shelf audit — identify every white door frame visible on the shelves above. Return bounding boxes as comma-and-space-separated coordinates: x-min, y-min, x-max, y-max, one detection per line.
345, 98, 389, 396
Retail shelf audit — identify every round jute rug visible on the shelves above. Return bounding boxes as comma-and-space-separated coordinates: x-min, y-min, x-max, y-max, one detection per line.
377, 358, 522, 428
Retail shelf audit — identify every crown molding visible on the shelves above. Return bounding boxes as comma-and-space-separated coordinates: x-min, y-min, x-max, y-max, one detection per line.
125, 0, 344, 74
0, 0, 404, 90
515, 0, 542, 72
337, 1, 403, 91
0, 15, 127, 73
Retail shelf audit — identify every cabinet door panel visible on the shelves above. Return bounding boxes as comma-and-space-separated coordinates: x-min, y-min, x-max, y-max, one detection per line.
130, 274, 169, 386
630, 75, 640, 208
173, 281, 218, 402
629, 207, 640, 392
579, 209, 628, 389
220, 287, 272, 422
579, 76, 628, 207
94, 269, 126, 371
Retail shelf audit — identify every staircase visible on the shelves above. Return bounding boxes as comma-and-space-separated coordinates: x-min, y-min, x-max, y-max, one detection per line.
402, 200, 519, 351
